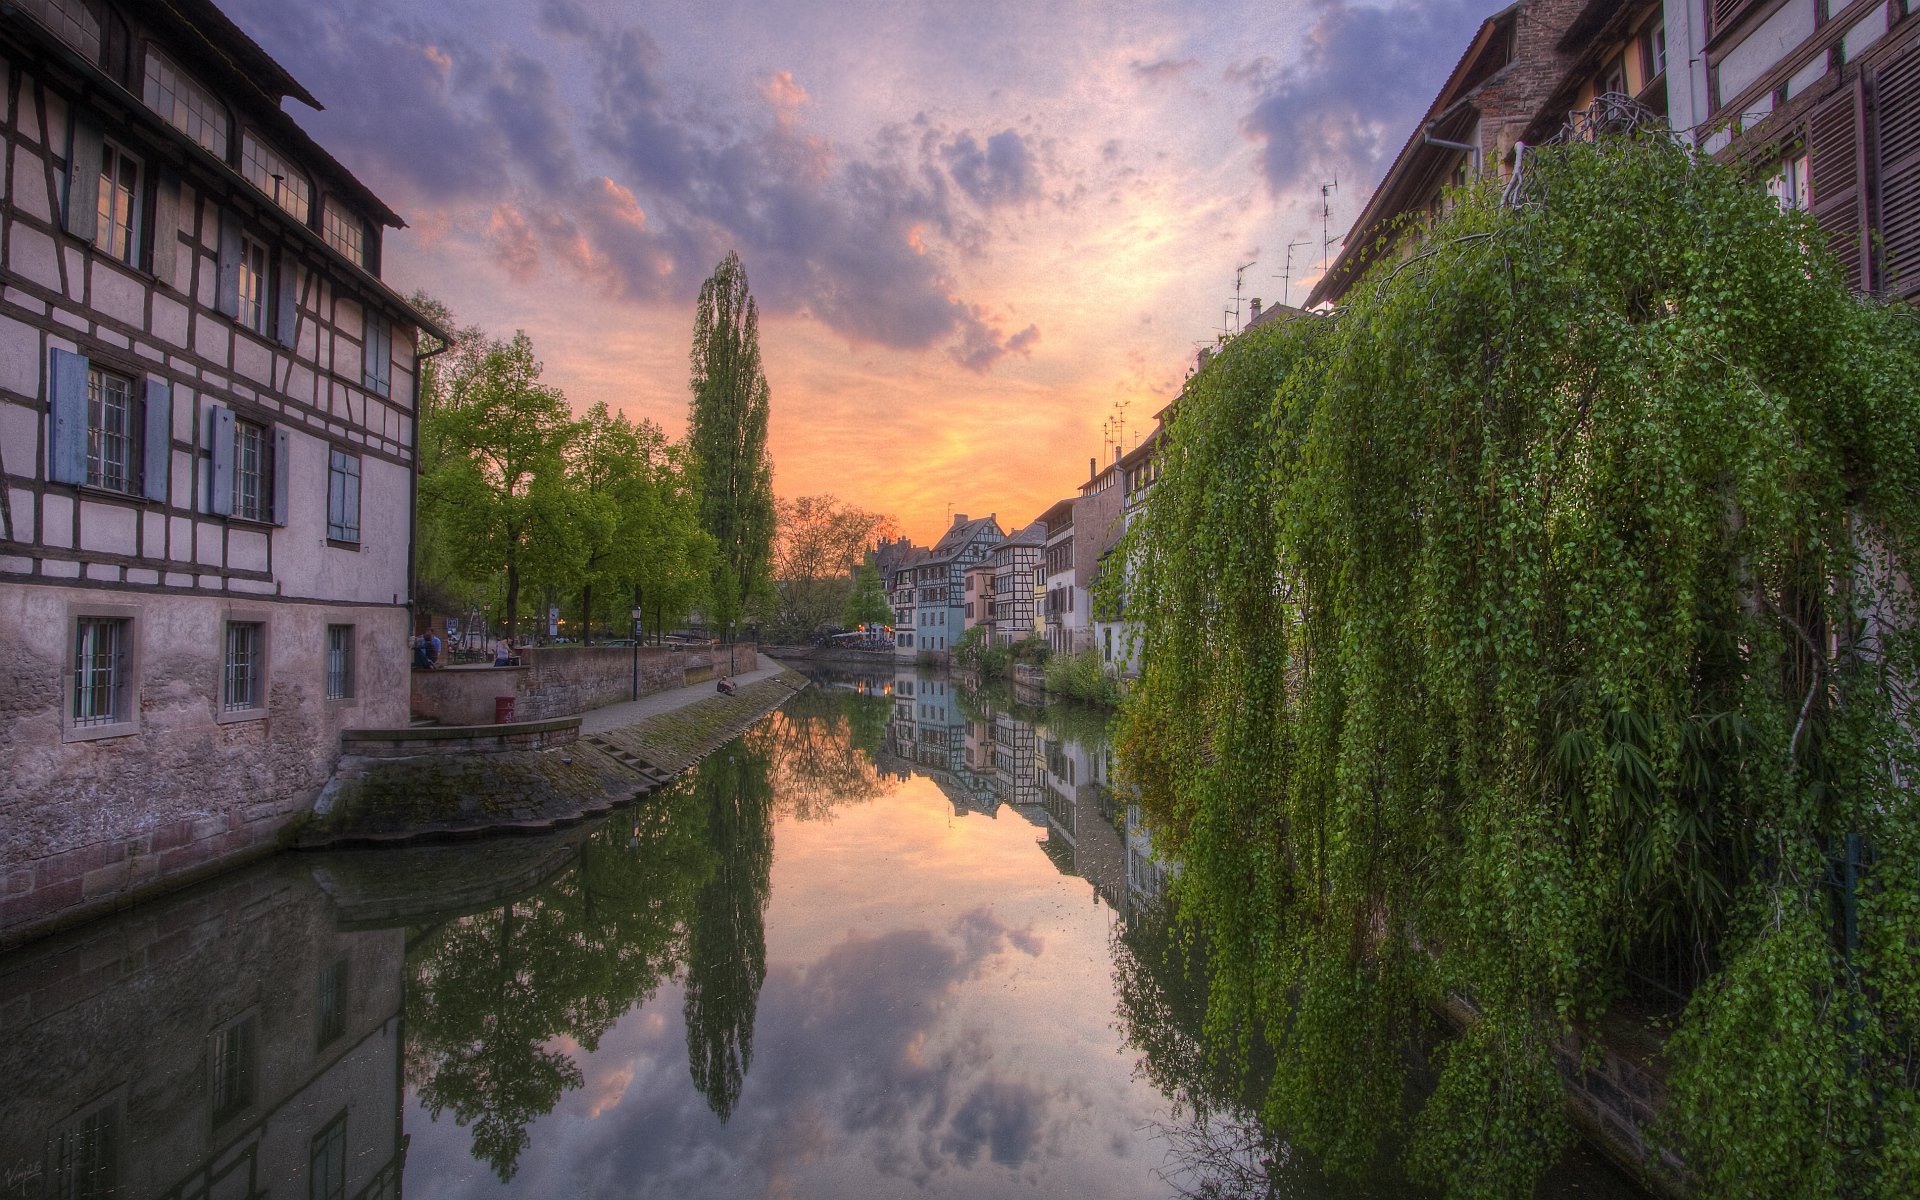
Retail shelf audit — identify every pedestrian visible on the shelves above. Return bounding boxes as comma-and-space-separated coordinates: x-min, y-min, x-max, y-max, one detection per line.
716, 675, 736, 695
493, 638, 511, 667
412, 633, 432, 670
425, 630, 442, 668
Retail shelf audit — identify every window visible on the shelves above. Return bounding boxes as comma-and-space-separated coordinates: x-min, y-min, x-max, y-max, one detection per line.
240, 131, 310, 224
85, 365, 139, 493
325, 625, 353, 701
1769, 153, 1810, 211
362, 313, 392, 398
223, 621, 263, 712
236, 233, 270, 335
22, 0, 101, 61
143, 48, 228, 159
209, 1017, 256, 1124
47, 1100, 117, 1200
310, 1115, 346, 1200
73, 617, 128, 728
327, 450, 361, 542
94, 140, 140, 264
316, 959, 349, 1047
1644, 22, 1667, 79
232, 419, 268, 521
324, 199, 366, 266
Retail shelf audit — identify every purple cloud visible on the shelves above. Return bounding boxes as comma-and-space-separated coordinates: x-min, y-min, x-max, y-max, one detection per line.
940, 129, 1039, 208
1237, 0, 1485, 194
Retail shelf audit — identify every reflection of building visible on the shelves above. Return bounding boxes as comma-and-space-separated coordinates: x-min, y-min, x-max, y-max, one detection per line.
0, 860, 405, 1199
882, 668, 998, 813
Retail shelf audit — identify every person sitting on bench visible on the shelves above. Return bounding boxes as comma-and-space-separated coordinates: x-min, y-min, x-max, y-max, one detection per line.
716, 675, 737, 695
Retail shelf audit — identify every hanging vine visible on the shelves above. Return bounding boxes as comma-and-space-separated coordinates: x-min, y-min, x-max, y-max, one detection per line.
1115, 128, 1920, 1199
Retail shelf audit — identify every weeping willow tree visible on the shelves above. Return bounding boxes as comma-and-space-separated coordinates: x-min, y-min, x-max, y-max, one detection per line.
1117, 128, 1920, 1199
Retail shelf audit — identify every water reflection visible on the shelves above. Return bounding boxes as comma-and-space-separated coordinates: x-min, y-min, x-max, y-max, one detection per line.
0, 671, 1647, 1198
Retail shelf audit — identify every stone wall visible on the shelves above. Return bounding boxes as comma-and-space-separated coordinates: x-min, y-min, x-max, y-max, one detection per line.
0, 585, 410, 945
411, 643, 760, 725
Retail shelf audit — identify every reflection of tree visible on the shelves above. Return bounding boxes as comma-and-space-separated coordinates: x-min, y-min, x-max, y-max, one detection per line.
1114, 905, 1387, 1200
751, 685, 896, 819
406, 793, 712, 1180
681, 740, 777, 1120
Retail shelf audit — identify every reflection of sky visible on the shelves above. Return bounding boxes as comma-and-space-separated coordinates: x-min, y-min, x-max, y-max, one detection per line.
404, 772, 1171, 1198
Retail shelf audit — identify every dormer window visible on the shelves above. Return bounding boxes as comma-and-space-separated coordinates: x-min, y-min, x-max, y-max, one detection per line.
143, 47, 228, 159
21, 0, 101, 62
323, 199, 366, 267
240, 132, 310, 224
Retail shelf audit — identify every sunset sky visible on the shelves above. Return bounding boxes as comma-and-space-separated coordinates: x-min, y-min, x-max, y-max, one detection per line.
227, 0, 1486, 544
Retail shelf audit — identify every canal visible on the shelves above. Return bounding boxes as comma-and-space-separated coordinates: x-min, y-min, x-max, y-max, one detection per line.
0, 668, 1649, 1198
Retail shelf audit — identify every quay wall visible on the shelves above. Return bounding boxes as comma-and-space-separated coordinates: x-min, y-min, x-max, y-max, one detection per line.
412, 644, 759, 725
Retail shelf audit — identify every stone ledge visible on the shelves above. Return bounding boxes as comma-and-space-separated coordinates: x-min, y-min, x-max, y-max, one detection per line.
341, 718, 580, 757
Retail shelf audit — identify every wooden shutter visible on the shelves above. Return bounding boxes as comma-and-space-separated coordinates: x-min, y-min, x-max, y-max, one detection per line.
1809, 79, 1869, 292
143, 377, 171, 502
46, 347, 89, 485
270, 426, 290, 526
150, 166, 180, 288
64, 111, 102, 242
215, 209, 242, 318
274, 250, 299, 347
207, 404, 234, 516
1709, 0, 1763, 40
1873, 40, 1920, 298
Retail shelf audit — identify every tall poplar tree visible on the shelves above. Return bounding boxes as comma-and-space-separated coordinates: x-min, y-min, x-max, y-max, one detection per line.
686, 251, 776, 639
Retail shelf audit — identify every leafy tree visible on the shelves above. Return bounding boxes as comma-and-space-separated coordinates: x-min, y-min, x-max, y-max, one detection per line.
687, 251, 776, 639
842, 561, 895, 630
1118, 130, 1920, 1198
423, 331, 579, 644
766, 494, 895, 639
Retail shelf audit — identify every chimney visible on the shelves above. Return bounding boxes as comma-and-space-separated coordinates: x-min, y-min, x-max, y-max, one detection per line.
953, 513, 968, 528
1250, 297, 1262, 320
1115, 444, 1122, 464
1197, 347, 1212, 371
1089, 457, 1096, 480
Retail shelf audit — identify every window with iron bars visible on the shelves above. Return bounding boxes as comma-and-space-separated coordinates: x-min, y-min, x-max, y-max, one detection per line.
223, 621, 263, 711
85, 365, 139, 493
72, 617, 128, 728
232, 419, 269, 521
325, 625, 353, 700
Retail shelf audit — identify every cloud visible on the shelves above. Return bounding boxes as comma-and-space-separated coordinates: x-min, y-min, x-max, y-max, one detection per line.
940, 129, 1040, 208
1237, 0, 1485, 194
535, 0, 593, 37
949, 309, 1040, 374
1129, 57, 1198, 84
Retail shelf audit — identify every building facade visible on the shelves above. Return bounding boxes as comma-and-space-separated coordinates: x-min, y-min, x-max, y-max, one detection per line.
0, 0, 442, 940
988, 521, 1044, 645
891, 514, 1003, 659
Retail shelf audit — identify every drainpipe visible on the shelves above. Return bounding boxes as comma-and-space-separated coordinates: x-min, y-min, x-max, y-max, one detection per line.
1421, 125, 1482, 178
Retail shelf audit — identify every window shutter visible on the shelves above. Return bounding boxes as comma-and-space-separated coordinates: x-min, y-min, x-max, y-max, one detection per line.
207, 404, 235, 516
150, 166, 181, 287
215, 209, 242, 318
362, 314, 391, 395
1873, 39, 1920, 298
143, 377, 172, 502
47, 347, 89, 485
1808, 79, 1869, 292
64, 111, 102, 243
274, 250, 299, 347
1709, 0, 1761, 39
271, 426, 291, 526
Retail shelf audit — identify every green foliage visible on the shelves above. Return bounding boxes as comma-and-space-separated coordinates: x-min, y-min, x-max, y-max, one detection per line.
953, 624, 1012, 676
688, 251, 777, 638
1044, 647, 1121, 706
770, 494, 896, 640
842, 561, 896, 629
1118, 130, 1920, 1198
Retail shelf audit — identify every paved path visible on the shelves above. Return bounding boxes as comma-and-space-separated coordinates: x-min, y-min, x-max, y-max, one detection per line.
577, 656, 792, 734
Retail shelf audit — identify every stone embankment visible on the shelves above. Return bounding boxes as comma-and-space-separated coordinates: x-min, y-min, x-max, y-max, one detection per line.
299, 669, 808, 848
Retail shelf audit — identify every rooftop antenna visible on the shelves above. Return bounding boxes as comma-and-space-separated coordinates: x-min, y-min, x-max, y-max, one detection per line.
1279, 238, 1310, 307
1320, 178, 1340, 272
1230, 260, 1255, 331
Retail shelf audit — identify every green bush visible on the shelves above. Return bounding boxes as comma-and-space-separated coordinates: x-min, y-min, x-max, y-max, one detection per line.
1043, 648, 1120, 706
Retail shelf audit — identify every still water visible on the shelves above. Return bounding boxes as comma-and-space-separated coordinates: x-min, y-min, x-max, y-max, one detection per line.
0, 668, 1647, 1199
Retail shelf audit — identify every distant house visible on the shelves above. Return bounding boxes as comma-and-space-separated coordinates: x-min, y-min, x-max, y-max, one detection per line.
892, 514, 1004, 659
989, 521, 1045, 645
0, 0, 446, 938
1038, 496, 1080, 654
963, 560, 994, 635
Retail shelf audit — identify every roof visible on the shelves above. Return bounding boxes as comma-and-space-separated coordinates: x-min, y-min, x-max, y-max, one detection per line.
156, 0, 321, 111
1002, 521, 1047, 548
1305, 3, 1522, 307
931, 514, 1004, 557
1037, 497, 1076, 534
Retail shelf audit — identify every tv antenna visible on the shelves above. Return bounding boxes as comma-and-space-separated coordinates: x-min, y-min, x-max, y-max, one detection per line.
1320, 178, 1340, 272
1229, 260, 1255, 331
1278, 239, 1310, 307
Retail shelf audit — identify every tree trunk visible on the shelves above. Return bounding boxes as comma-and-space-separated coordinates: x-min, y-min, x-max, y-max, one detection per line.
505, 560, 520, 647
581, 580, 594, 646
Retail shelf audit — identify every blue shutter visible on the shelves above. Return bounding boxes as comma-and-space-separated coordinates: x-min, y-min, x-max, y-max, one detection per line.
64, 112, 102, 242
47, 348, 89, 485
150, 166, 181, 286
271, 426, 291, 526
215, 209, 241, 318
274, 250, 299, 347
207, 404, 234, 516
143, 377, 172, 502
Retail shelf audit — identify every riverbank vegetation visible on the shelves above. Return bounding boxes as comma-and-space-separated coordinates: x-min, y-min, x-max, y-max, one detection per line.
1117, 129, 1920, 1198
